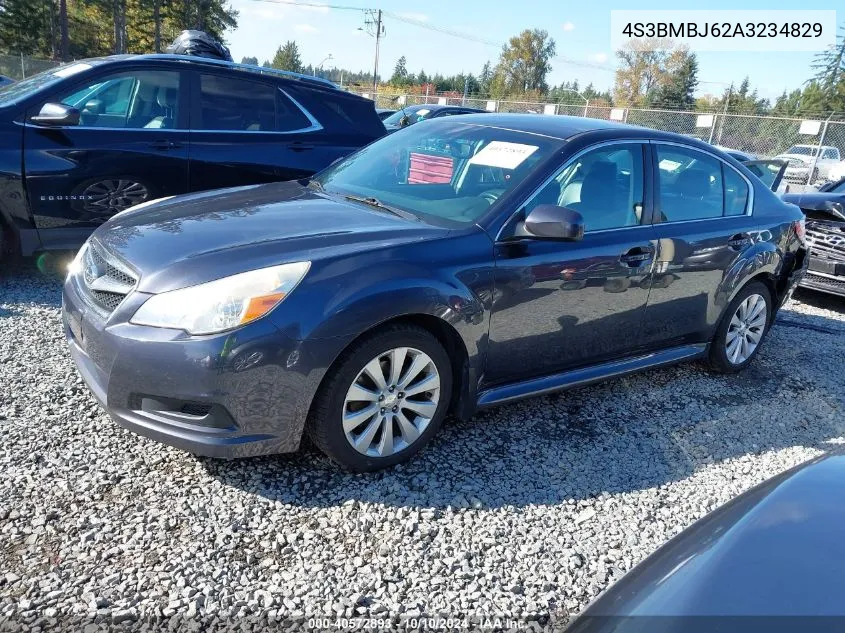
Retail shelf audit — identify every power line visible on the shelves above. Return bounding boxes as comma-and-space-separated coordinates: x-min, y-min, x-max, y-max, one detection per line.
241, 0, 367, 12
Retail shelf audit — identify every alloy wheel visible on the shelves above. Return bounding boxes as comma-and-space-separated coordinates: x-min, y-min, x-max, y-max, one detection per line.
342, 347, 441, 457
82, 179, 149, 215
725, 293, 768, 365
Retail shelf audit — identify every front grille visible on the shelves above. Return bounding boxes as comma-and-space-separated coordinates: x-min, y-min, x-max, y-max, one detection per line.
78, 241, 138, 314
806, 220, 845, 263
804, 272, 845, 290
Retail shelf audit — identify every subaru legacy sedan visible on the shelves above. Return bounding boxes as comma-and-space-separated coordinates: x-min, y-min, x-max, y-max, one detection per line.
63, 115, 808, 471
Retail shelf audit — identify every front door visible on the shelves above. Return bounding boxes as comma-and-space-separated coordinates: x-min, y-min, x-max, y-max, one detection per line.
485, 142, 657, 385
23, 67, 189, 248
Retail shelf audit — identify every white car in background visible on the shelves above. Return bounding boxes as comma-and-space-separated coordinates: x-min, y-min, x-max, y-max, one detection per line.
827, 160, 845, 183
775, 144, 841, 183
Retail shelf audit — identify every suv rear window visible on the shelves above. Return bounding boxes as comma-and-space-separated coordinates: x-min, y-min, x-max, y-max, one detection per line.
196, 74, 311, 132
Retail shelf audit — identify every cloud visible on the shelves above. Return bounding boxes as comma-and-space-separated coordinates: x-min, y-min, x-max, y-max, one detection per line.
294, 23, 319, 33
242, 5, 283, 20
562, 22, 575, 32
588, 52, 609, 64
397, 12, 429, 22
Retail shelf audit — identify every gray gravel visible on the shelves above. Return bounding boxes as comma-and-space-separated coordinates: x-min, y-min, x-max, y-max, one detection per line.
2, 260, 845, 630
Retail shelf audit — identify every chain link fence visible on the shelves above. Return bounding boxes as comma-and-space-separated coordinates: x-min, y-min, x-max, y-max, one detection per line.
0, 54, 62, 80
351, 88, 845, 182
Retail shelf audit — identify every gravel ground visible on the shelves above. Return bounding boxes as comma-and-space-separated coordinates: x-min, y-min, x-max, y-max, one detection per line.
1, 261, 844, 631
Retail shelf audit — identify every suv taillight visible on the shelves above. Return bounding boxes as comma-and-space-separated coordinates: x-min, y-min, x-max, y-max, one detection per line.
794, 217, 806, 243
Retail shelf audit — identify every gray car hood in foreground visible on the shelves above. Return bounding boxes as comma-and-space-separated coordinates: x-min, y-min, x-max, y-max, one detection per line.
567, 452, 845, 631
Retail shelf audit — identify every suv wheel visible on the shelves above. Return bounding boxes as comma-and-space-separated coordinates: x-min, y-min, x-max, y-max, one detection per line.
80, 178, 150, 216
308, 325, 452, 471
708, 282, 772, 373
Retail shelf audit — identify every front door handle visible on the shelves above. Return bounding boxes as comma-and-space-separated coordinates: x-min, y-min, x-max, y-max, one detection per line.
620, 246, 654, 267
728, 233, 751, 249
291, 142, 315, 152
149, 139, 181, 151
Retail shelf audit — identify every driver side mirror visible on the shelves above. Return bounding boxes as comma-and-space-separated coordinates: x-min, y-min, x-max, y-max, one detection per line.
524, 204, 584, 241
31, 102, 80, 127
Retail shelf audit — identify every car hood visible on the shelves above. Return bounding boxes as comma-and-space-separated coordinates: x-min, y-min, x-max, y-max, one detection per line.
567, 453, 845, 627
781, 192, 845, 220
93, 181, 448, 294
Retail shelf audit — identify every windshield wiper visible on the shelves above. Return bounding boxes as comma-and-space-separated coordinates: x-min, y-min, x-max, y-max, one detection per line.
306, 178, 324, 193
342, 194, 419, 221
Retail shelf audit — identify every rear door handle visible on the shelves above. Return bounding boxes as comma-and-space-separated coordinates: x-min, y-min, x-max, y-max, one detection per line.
728, 233, 751, 249
149, 139, 181, 151
291, 142, 315, 151
620, 246, 654, 267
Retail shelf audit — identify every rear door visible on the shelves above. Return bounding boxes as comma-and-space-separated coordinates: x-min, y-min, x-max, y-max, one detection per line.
188, 70, 334, 190
23, 67, 189, 245
640, 142, 761, 347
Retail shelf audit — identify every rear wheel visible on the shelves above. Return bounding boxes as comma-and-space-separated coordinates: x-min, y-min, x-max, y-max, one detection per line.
708, 282, 772, 373
307, 325, 453, 471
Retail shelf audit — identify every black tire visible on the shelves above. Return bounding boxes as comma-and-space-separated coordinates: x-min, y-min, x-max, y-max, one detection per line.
307, 324, 453, 472
708, 281, 773, 374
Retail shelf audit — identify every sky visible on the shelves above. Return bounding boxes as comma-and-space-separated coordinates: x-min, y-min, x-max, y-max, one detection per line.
224, 0, 841, 102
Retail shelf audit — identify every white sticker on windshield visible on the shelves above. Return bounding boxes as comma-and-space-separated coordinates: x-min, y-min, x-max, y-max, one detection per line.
52, 63, 93, 78
658, 158, 683, 172
468, 141, 539, 169
416, 109, 430, 116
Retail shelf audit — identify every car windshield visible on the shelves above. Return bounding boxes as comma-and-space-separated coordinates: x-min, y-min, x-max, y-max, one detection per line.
785, 146, 819, 156
0, 62, 93, 107
313, 119, 561, 226
382, 105, 433, 126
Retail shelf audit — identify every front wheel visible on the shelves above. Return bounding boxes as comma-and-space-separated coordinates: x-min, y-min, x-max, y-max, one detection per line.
307, 325, 453, 471
708, 282, 772, 373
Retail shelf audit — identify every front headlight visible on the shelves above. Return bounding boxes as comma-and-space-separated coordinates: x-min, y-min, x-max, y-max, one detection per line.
131, 262, 310, 335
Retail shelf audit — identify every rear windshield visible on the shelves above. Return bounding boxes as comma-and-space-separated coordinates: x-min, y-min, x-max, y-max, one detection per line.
785, 146, 819, 156
382, 105, 434, 126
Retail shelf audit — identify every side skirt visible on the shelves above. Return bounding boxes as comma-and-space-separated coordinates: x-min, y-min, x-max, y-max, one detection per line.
476, 344, 708, 408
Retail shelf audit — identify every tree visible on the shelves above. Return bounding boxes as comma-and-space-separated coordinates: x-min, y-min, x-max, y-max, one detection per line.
652, 48, 698, 109
810, 24, 845, 112
494, 29, 556, 95
390, 55, 409, 86
613, 41, 670, 106
417, 68, 428, 85
478, 61, 493, 94
271, 41, 303, 73
241, 56, 259, 66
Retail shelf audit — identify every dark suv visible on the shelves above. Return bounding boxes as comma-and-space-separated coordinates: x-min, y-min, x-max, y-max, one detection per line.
0, 55, 386, 256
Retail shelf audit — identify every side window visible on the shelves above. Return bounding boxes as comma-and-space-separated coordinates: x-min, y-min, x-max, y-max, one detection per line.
723, 166, 750, 216
656, 146, 725, 222
822, 148, 837, 160
56, 71, 180, 129
198, 74, 276, 131
524, 143, 645, 232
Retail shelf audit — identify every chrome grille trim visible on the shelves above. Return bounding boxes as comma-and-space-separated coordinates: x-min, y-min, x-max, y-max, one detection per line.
78, 241, 138, 314
806, 221, 845, 263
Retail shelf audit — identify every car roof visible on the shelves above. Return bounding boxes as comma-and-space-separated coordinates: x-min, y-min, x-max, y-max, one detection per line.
405, 103, 483, 112
87, 54, 339, 90
445, 113, 681, 141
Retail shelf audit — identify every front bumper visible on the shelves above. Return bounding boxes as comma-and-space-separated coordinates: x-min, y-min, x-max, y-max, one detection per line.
800, 265, 845, 297
63, 273, 346, 458
784, 166, 812, 182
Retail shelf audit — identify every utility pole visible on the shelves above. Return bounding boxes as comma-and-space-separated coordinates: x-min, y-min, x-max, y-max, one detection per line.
361, 9, 384, 97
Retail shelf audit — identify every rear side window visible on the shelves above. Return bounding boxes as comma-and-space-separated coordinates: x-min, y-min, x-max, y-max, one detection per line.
197, 74, 276, 131
723, 167, 749, 216
657, 145, 745, 222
